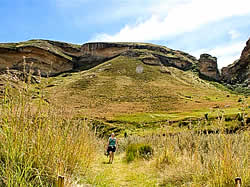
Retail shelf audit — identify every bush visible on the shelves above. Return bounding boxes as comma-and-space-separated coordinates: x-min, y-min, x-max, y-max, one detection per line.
126, 143, 153, 162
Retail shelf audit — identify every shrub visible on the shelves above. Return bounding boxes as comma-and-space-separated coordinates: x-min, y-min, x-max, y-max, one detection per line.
126, 143, 153, 162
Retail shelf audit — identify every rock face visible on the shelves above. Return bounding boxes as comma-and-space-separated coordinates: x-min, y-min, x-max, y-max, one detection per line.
1, 39, 249, 89
198, 54, 220, 81
221, 38, 250, 87
0, 40, 81, 76
0, 40, 198, 76
79, 42, 197, 71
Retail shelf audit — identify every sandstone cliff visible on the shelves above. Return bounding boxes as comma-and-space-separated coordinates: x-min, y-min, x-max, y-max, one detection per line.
0, 40, 81, 76
0, 40, 198, 76
79, 42, 197, 71
198, 54, 220, 81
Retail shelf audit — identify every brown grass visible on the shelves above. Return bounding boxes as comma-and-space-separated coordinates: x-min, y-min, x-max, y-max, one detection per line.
0, 78, 97, 186
45, 56, 249, 120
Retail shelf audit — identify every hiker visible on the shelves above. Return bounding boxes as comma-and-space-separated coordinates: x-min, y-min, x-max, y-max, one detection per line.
106, 133, 118, 164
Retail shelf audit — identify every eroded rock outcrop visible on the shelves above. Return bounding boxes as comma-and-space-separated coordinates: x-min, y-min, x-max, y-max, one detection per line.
0, 40, 199, 77
0, 40, 80, 76
80, 42, 197, 71
198, 54, 220, 81
221, 38, 250, 87
1, 38, 249, 91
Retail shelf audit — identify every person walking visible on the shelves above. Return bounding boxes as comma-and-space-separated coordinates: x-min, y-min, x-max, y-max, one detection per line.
106, 133, 118, 164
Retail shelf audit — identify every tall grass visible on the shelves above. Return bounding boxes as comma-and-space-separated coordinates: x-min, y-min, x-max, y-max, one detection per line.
150, 104, 249, 186
153, 131, 250, 186
0, 76, 96, 186
118, 131, 249, 186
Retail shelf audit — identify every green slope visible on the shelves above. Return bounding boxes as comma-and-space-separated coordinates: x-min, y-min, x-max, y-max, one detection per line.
44, 55, 249, 135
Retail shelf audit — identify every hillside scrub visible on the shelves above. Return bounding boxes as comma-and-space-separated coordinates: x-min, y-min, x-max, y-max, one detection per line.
0, 81, 97, 186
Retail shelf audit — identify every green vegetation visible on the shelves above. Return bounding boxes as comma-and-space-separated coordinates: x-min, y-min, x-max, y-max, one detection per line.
126, 143, 153, 162
231, 85, 250, 95
46, 55, 249, 120
210, 81, 250, 96
113, 107, 242, 124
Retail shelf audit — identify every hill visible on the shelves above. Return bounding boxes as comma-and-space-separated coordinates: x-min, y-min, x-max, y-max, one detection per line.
0, 39, 249, 186
0, 39, 249, 135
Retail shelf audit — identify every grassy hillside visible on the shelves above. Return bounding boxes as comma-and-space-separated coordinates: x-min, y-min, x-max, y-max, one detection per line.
43, 55, 249, 136
0, 44, 249, 186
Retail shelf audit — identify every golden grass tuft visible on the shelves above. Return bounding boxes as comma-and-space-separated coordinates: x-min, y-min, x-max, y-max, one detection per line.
153, 131, 250, 186
0, 80, 97, 186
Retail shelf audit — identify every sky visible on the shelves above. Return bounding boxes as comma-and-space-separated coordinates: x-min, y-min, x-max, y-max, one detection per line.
0, 0, 250, 68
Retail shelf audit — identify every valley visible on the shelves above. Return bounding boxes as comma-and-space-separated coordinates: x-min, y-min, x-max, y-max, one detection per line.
0, 39, 249, 186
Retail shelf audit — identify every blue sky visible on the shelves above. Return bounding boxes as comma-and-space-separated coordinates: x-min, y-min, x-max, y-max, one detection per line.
0, 0, 250, 68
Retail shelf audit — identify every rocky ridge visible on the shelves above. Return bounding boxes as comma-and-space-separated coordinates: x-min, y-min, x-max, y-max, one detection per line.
78, 42, 198, 71
0, 39, 249, 89
0, 40, 199, 76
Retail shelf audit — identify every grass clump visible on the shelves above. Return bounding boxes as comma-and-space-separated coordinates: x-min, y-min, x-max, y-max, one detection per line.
154, 132, 250, 186
126, 143, 153, 162
0, 81, 96, 186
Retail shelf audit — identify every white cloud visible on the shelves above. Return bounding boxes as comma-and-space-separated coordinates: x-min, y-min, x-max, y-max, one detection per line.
208, 42, 244, 57
55, 0, 249, 68
110, 0, 188, 19
228, 30, 240, 40
91, 0, 250, 42
192, 42, 245, 68
56, 0, 189, 26
210, 42, 245, 68
218, 55, 240, 69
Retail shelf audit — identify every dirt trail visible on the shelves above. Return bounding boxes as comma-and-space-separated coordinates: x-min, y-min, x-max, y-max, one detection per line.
82, 153, 159, 186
